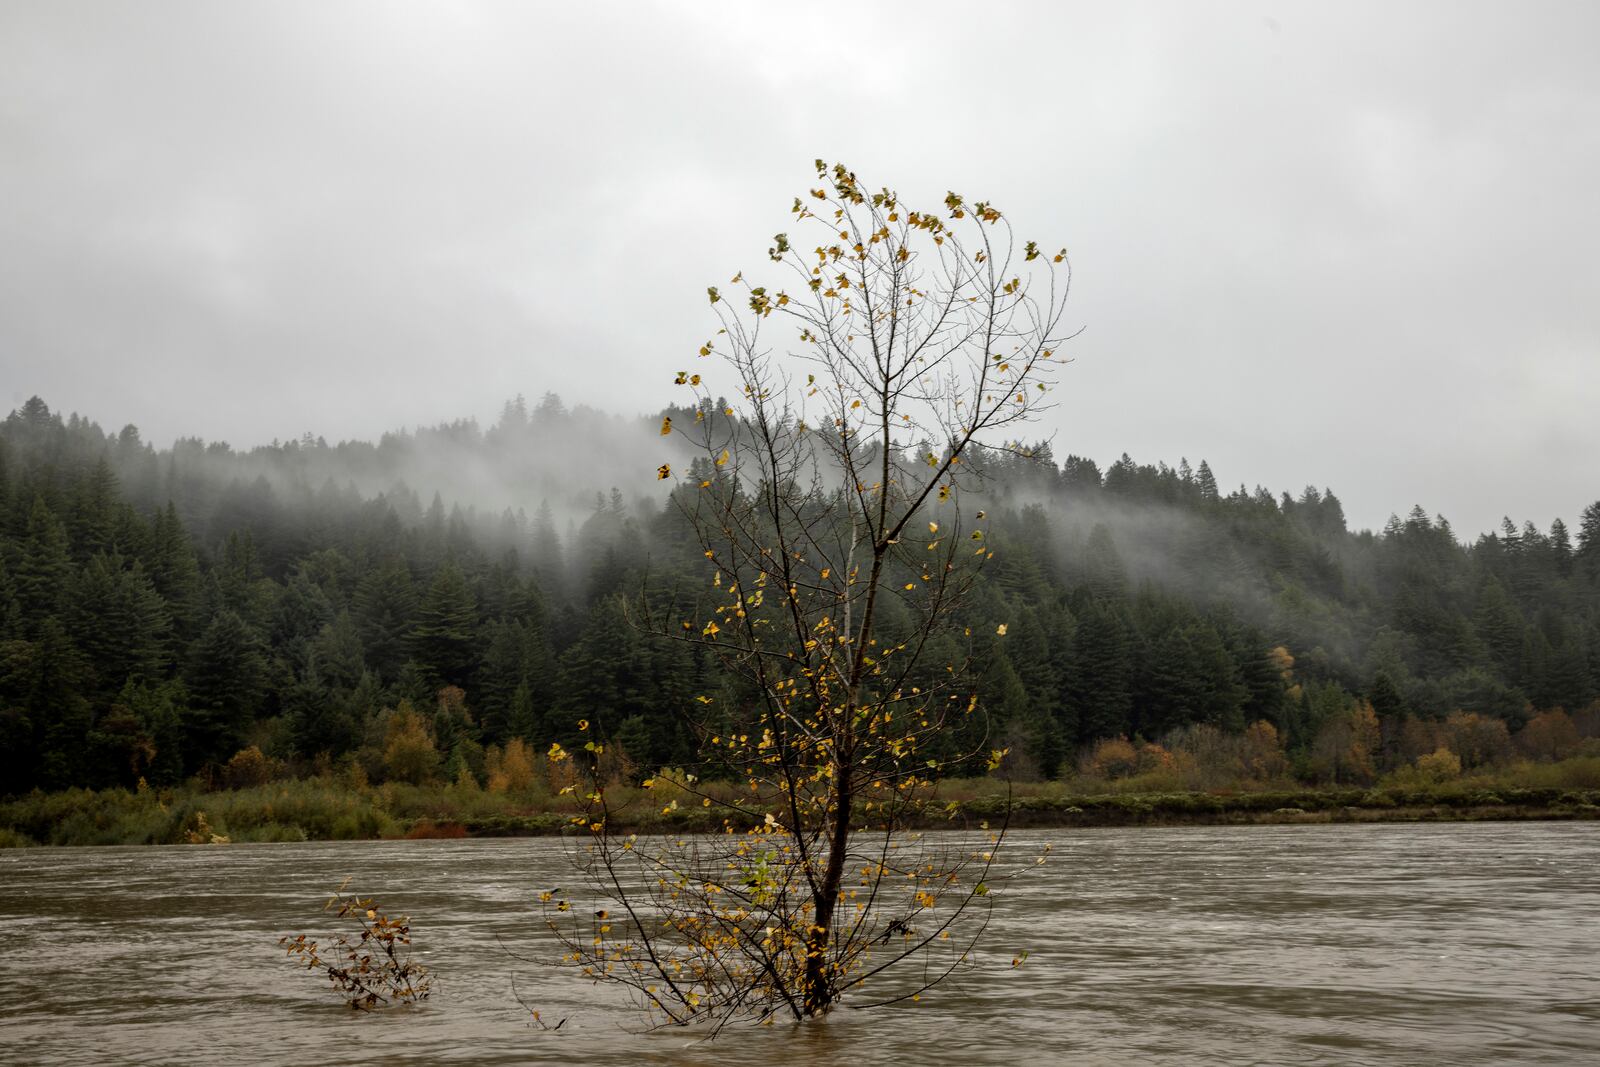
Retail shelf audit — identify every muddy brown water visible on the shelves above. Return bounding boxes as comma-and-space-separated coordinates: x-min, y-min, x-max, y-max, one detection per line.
3, 823, 1596, 1066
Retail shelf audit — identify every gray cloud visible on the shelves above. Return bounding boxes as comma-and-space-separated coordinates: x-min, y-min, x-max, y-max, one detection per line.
2, 0, 1597, 537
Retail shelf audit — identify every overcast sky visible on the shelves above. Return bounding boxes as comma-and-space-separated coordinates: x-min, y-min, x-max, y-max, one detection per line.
2, 1, 1597, 537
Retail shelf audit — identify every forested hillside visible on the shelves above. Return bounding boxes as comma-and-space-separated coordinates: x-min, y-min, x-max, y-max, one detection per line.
1, 394, 1596, 795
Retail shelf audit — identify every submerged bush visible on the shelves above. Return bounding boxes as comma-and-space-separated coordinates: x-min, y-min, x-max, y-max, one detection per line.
280, 881, 432, 1009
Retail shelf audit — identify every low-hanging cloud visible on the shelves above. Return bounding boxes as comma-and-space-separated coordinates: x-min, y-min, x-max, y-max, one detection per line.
3, 0, 1598, 538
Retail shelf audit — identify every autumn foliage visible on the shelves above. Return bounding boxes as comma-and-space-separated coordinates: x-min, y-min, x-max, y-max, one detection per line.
279, 881, 431, 1010
542, 161, 1071, 1028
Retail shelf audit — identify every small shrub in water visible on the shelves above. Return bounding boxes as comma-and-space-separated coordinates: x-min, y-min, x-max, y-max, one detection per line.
280, 879, 432, 1009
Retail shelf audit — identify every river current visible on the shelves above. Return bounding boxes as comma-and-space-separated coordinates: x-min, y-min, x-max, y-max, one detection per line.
3, 822, 1596, 1065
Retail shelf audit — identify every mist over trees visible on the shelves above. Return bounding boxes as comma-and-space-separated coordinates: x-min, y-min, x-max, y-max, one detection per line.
1, 394, 1596, 795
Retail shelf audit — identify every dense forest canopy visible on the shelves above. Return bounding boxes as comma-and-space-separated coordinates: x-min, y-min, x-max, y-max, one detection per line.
1, 394, 1596, 795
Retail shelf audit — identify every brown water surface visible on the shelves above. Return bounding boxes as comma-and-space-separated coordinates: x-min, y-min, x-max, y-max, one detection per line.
3, 823, 1596, 1065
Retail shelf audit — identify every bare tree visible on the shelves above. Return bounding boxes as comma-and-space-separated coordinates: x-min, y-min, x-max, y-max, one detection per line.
541, 161, 1073, 1029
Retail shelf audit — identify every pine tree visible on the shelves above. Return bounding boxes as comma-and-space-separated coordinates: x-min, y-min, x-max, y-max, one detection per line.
411, 560, 478, 689
147, 501, 202, 641
982, 648, 1040, 775
13, 496, 71, 629
64, 552, 172, 695
313, 611, 368, 692
1230, 630, 1286, 727
476, 619, 531, 744
353, 557, 418, 680
1473, 575, 1525, 681
1541, 637, 1594, 711
507, 677, 538, 741
285, 649, 358, 758
184, 609, 270, 768
1137, 626, 1204, 737
28, 618, 94, 790
1068, 602, 1133, 743
215, 529, 269, 624
530, 500, 567, 603
270, 570, 335, 651
1083, 524, 1128, 602
1005, 606, 1068, 777
1550, 518, 1573, 578
1577, 501, 1600, 581
0, 555, 19, 640
67, 457, 120, 561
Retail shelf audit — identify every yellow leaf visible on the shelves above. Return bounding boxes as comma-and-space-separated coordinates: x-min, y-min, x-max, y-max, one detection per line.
660, 416, 672, 436
716, 449, 730, 467
996, 624, 1008, 636
656, 464, 671, 480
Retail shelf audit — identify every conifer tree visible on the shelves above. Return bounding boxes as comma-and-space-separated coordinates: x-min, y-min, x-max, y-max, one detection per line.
65, 552, 172, 695
353, 557, 418, 680
29, 618, 94, 790
184, 609, 270, 768
13, 496, 71, 629
411, 560, 478, 688
1069, 601, 1133, 742
68, 457, 121, 561
1577, 501, 1600, 580
148, 501, 202, 639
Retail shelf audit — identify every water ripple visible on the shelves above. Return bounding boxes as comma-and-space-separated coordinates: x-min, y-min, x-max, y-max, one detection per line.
2, 823, 1597, 1065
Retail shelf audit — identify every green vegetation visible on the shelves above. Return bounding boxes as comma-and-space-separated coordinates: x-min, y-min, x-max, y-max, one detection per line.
3, 752, 1595, 848
1, 384, 1597, 820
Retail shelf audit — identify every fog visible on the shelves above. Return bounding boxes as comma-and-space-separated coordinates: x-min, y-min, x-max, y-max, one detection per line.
4, 2, 1600, 537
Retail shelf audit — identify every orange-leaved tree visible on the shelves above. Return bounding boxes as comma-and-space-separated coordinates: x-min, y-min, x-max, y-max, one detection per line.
542, 161, 1075, 1029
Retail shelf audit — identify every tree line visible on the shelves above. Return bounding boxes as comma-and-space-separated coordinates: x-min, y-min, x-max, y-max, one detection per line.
1, 394, 1596, 795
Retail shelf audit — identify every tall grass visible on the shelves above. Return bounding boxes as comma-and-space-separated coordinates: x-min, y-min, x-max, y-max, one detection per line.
3, 756, 1597, 847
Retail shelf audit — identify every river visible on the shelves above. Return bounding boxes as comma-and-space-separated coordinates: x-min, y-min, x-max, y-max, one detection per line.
3, 822, 1596, 1066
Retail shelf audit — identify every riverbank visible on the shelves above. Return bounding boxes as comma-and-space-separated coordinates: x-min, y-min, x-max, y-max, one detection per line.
3, 760, 1598, 847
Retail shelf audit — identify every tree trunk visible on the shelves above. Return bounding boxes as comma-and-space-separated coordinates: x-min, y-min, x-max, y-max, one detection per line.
803, 757, 852, 1015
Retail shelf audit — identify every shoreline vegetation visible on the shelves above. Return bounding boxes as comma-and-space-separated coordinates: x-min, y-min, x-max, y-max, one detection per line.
4, 396, 1599, 869
4, 756, 1597, 848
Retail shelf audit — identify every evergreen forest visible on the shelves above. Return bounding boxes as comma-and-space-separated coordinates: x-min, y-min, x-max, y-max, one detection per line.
2, 394, 1597, 798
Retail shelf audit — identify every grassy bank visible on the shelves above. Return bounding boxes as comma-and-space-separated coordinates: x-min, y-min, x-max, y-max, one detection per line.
3, 758, 1598, 848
